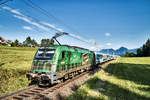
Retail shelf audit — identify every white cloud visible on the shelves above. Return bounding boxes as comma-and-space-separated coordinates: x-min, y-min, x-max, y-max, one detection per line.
41, 22, 63, 32
2, 7, 24, 16
2, 6, 49, 31
106, 43, 112, 46
1, 6, 100, 47
23, 26, 32, 30
13, 15, 49, 31
105, 33, 111, 36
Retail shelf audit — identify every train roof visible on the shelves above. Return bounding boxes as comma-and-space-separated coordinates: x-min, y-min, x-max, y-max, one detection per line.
94, 51, 119, 56
39, 45, 93, 54
94, 51, 106, 55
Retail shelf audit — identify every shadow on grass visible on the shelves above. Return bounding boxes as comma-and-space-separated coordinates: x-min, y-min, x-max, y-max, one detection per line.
67, 63, 150, 100
87, 75, 150, 100
138, 87, 150, 92
67, 78, 150, 100
66, 87, 102, 100
99, 79, 150, 100
104, 63, 150, 86
0, 63, 5, 67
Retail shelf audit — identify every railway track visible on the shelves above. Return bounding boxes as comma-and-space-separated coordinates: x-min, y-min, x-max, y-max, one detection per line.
0, 60, 112, 100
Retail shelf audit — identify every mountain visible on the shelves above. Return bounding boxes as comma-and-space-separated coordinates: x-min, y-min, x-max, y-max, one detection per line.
115, 47, 128, 56
100, 47, 138, 56
100, 48, 115, 55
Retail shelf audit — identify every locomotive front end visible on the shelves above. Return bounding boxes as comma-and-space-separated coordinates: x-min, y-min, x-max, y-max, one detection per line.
26, 47, 57, 86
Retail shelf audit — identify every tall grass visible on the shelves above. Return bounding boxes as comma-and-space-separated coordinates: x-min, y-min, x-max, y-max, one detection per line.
67, 57, 150, 100
0, 46, 37, 95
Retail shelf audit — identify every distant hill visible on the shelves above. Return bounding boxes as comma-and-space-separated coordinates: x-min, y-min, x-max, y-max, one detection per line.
100, 47, 138, 56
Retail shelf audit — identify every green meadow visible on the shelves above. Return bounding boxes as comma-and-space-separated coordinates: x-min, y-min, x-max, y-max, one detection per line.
0, 46, 37, 95
67, 57, 150, 100
1, 46, 150, 100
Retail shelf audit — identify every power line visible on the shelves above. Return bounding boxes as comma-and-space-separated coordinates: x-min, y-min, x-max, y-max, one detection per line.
2, 2, 100, 47
22, 0, 82, 35
7, 4, 61, 33
1, 4, 59, 44
1, 4, 88, 44
0, 0, 11, 5
21, 0, 95, 44
5, 3, 55, 34
2, 4, 55, 35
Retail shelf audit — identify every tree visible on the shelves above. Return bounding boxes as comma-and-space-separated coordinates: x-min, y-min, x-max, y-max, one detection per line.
14, 40, 19, 46
142, 44, 147, 56
23, 36, 38, 47
141, 39, 150, 57
125, 52, 136, 57
136, 38, 150, 57
7, 40, 12, 44
41, 39, 54, 46
31, 39, 38, 46
125, 52, 129, 57
26, 36, 31, 43
129, 52, 136, 57
146, 39, 150, 56
23, 36, 32, 46
11, 39, 19, 47
136, 48, 142, 57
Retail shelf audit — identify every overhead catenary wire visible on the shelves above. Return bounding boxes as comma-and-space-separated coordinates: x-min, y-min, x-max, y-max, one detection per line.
6, 4, 62, 33
21, 0, 93, 44
0, 0, 11, 5
22, 0, 81, 34
1, 4, 89, 45
1, 4, 55, 35
1, 4, 82, 41
1, 1, 101, 50
0, 4, 58, 45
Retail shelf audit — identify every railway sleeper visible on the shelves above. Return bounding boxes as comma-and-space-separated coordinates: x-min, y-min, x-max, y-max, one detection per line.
24, 92, 36, 95
13, 96, 24, 100
30, 90, 40, 93
18, 94, 30, 97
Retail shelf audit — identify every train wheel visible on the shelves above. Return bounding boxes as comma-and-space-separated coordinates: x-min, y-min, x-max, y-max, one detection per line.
72, 72, 75, 78
64, 74, 69, 80
75, 71, 78, 75
57, 78, 63, 84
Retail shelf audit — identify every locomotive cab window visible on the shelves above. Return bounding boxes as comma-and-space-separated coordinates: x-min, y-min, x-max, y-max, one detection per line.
34, 48, 55, 60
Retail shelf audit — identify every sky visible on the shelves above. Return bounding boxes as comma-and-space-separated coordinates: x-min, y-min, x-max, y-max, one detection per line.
0, 0, 150, 50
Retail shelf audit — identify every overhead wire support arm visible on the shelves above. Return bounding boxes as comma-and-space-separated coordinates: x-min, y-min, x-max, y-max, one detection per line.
51, 32, 69, 45
52, 32, 68, 39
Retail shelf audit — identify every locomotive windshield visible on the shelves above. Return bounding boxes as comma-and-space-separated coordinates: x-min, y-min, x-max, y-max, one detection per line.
35, 48, 55, 60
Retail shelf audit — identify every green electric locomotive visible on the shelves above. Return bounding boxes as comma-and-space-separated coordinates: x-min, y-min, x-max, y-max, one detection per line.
27, 45, 95, 86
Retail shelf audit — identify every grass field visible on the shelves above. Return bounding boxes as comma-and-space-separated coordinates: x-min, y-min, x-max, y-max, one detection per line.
1, 47, 150, 99
67, 57, 150, 100
0, 46, 37, 95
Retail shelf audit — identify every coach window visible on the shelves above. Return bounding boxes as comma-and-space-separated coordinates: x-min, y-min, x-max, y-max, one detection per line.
57, 65, 59, 72
80, 53, 83, 58
62, 51, 65, 59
